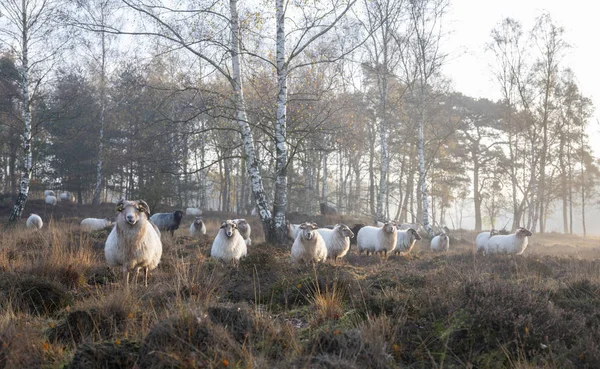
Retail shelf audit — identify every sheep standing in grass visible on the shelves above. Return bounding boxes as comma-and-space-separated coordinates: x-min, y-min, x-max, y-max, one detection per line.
485, 227, 532, 255
150, 210, 184, 237
104, 199, 162, 287
476, 230, 498, 253
26, 214, 43, 229
45, 195, 57, 206
232, 219, 251, 246
81, 218, 112, 231
430, 233, 450, 252
60, 191, 75, 202
44, 190, 55, 197
291, 222, 327, 264
317, 224, 354, 261
394, 228, 422, 255
211, 220, 247, 264
356, 221, 397, 256
189, 216, 206, 237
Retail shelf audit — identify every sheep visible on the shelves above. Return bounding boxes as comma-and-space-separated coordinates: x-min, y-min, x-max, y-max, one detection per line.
475, 230, 499, 253
45, 195, 57, 206
356, 221, 398, 256
60, 191, 75, 202
43, 190, 55, 197
394, 228, 422, 255
286, 221, 301, 240
81, 217, 112, 232
104, 199, 162, 287
485, 227, 532, 255
320, 202, 337, 215
210, 220, 247, 264
317, 224, 354, 261
430, 233, 450, 252
232, 218, 251, 246
26, 214, 43, 229
349, 223, 365, 245
291, 222, 328, 264
186, 207, 202, 216
150, 210, 184, 237
189, 216, 207, 237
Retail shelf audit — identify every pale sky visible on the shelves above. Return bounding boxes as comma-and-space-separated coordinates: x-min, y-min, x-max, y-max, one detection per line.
443, 0, 600, 151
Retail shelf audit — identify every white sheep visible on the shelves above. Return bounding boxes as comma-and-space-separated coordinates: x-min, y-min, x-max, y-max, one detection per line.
430, 233, 450, 252
211, 219, 247, 264
186, 207, 202, 216
232, 218, 251, 246
286, 221, 301, 240
43, 190, 56, 197
356, 221, 398, 256
317, 224, 354, 261
45, 195, 57, 206
104, 199, 162, 287
475, 230, 498, 253
26, 214, 43, 229
189, 216, 207, 237
394, 228, 422, 255
291, 222, 328, 264
485, 227, 532, 255
60, 191, 75, 202
81, 217, 112, 232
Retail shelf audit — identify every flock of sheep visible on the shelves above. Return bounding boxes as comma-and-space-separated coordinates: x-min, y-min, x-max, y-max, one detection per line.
23, 195, 534, 287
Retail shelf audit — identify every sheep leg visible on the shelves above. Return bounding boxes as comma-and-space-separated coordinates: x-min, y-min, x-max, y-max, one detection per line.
122, 266, 129, 288
134, 268, 140, 286
144, 267, 149, 287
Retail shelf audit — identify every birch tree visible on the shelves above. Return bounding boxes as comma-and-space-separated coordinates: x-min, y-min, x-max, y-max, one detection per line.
0, 0, 70, 222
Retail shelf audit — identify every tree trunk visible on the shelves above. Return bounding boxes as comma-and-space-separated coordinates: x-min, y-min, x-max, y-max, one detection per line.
230, 0, 272, 238
417, 86, 432, 236
9, 3, 33, 223
472, 152, 482, 231
92, 23, 107, 205
322, 151, 328, 201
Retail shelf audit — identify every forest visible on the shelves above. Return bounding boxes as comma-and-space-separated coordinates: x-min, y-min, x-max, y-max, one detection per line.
0, 0, 597, 240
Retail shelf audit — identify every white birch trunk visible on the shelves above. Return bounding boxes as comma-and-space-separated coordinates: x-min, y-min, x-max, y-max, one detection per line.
9, 0, 33, 222
92, 23, 107, 205
272, 0, 288, 240
322, 151, 328, 201
230, 0, 272, 224
418, 85, 432, 236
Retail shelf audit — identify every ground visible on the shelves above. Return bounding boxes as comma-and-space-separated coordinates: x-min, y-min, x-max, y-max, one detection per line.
0, 199, 599, 368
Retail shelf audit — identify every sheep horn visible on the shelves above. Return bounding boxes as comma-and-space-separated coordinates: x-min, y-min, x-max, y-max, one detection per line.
138, 200, 150, 215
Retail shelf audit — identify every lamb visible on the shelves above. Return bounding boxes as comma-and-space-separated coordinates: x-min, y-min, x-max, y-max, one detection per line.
189, 216, 207, 237
232, 218, 251, 246
291, 222, 328, 264
287, 221, 301, 240
349, 223, 365, 245
81, 217, 112, 232
430, 233, 450, 252
43, 190, 55, 197
26, 214, 43, 229
317, 224, 354, 261
320, 202, 337, 215
394, 228, 422, 255
475, 230, 499, 253
356, 221, 398, 256
104, 199, 162, 287
186, 207, 202, 216
150, 210, 184, 237
485, 227, 532, 255
210, 220, 247, 264
45, 195, 57, 206
60, 191, 75, 202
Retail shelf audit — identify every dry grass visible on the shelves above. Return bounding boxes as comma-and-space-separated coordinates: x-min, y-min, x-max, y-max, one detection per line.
1, 214, 600, 368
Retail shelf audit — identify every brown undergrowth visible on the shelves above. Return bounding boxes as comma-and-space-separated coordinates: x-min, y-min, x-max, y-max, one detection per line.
0, 215, 599, 368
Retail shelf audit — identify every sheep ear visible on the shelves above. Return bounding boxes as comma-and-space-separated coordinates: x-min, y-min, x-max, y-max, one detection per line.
138, 200, 150, 214
220, 221, 227, 229
299, 223, 307, 229
116, 199, 125, 212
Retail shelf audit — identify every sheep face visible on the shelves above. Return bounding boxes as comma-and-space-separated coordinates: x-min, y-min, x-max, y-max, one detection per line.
408, 228, 422, 240
382, 221, 396, 234
117, 199, 150, 226
299, 222, 318, 240
174, 210, 184, 222
517, 227, 532, 237
220, 220, 238, 237
337, 224, 354, 238
194, 217, 204, 226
